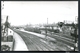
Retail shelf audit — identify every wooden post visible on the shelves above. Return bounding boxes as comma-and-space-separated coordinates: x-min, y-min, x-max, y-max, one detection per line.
45, 27, 47, 41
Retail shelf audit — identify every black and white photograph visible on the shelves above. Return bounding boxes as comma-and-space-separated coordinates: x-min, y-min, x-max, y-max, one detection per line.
1, 1, 78, 51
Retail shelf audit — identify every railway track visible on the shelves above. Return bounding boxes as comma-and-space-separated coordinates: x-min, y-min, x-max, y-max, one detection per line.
47, 34, 75, 47
13, 30, 58, 51
55, 33, 75, 40
13, 29, 75, 51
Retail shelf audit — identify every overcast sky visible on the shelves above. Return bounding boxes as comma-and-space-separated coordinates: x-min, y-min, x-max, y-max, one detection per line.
1, 1, 78, 26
